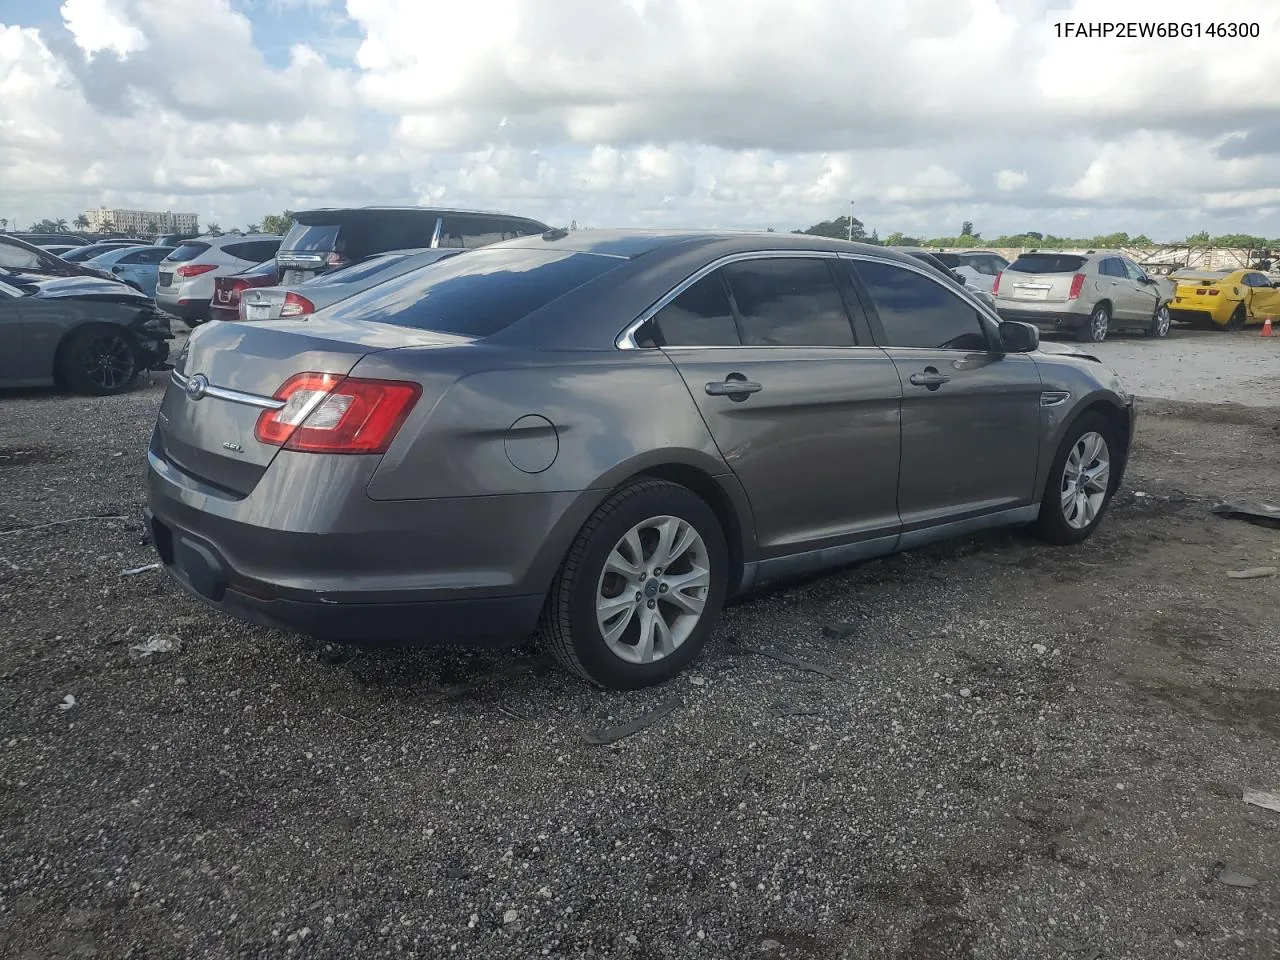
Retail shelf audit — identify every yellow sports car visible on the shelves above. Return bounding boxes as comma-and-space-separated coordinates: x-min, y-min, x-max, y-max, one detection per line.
1168, 268, 1280, 330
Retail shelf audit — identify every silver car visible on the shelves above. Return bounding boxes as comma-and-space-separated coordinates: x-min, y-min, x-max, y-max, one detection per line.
239, 248, 462, 321
155, 235, 282, 326
146, 230, 1135, 690
994, 251, 1172, 342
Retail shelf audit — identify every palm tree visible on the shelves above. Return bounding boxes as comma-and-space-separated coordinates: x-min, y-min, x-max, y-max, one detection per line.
0, 218, 7, 232
99, 220, 114, 234
207, 222, 222, 236
74, 214, 89, 230
54, 218, 69, 233
246, 222, 261, 234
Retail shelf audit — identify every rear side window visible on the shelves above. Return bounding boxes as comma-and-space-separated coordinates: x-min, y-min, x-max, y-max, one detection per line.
722, 258, 855, 347
224, 240, 281, 262
651, 273, 740, 346
288, 214, 444, 260
166, 242, 211, 263
1008, 254, 1087, 274
121, 248, 170, 265
451, 216, 530, 248
1098, 258, 1125, 278
322, 248, 622, 337
852, 260, 989, 351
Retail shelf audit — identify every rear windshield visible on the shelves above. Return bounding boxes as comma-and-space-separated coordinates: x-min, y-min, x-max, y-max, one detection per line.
282, 216, 439, 261
62, 245, 111, 262
1008, 254, 1087, 274
323, 248, 622, 337
166, 242, 211, 263
281, 223, 340, 253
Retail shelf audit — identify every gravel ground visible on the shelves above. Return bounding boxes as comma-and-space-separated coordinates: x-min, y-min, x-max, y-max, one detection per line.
2, 358, 1279, 960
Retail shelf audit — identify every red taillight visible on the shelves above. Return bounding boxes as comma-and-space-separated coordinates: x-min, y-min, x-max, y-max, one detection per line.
280, 292, 316, 318
176, 263, 217, 278
325, 251, 349, 269
1208, 289, 1220, 296
992, 271, 1002, 295
1067, 273, 1085, 299
254, 373, 421, 454
217, 278, 251, 305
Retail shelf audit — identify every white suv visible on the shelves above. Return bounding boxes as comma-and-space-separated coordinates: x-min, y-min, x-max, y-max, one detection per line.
155, 235, 282, 326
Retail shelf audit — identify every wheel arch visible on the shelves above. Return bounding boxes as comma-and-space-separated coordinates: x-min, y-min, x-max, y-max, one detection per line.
1053, 395, 1132, 496
51, 319, 139, 386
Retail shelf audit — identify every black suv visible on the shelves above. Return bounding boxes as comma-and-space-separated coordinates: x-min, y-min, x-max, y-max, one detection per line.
275, 207, 552, 284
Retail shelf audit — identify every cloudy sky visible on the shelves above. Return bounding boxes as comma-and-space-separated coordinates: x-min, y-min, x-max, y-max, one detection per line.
1, 0, 1278, 240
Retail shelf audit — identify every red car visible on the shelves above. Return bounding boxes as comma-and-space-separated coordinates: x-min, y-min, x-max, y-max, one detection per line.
209, 260, 280, 321
0, 234, 116, 283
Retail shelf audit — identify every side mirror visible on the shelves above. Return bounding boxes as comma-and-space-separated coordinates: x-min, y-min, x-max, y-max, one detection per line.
111, 265, 122, 273
999, 320, 1039, 353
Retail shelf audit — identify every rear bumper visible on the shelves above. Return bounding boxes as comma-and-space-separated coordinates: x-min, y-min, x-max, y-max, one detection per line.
1169, 306, 1227, 325
208, 304, 239, 322
155, 293, 210, 324
144, 439, 600, 645
995, 307, 1088, 331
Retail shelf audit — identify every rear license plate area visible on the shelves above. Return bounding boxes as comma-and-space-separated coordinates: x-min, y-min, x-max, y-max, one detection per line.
158, 271, 173, 287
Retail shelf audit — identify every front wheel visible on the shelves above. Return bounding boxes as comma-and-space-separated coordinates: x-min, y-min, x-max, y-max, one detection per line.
1147, 304, 1172, 338
58, 327, 140, 396
539, 479, 728, 689
1034, 413, 1117, 546
1077, 304, 1110, 343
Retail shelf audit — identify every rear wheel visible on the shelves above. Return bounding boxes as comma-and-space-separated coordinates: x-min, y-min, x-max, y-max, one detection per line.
1077, 303, 1110, 343
539, 480, 728, 689
58, 327, 140, 396
1147, 304, 1172, 338
1225, 305, 1247, 331
1034, 413, 1116, 546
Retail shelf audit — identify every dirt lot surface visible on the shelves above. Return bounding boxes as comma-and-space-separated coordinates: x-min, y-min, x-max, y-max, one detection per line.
2, 348, 1279, 960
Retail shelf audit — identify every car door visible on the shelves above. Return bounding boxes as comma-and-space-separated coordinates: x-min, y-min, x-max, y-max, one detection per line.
847, 257, 1043, 539
0, 283, 26, 381
1244, 272, 1280, 319
650, 254, 904, 564
1095, 257, 1137, 320
1121, 258, 1160, 320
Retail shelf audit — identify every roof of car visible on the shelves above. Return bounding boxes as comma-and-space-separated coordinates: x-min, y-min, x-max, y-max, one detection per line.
497, 228, 922, 263
291, 206, 550, 222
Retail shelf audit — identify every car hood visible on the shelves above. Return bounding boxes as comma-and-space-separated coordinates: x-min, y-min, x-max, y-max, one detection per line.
24, 275, 149, 303
1034, 340, 1101, 363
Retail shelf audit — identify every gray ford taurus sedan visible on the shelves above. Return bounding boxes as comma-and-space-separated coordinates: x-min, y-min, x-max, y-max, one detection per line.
145, 230, 1135, 689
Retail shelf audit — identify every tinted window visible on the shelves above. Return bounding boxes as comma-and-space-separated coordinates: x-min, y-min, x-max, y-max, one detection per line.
290, 216, 441, 260
652, 273, 740, 346
225, 240, 281, 262
62, 244, 114, 262
281, 222, 340, 252
166, 242, 211, 263
721, 258, 854, 347
1098, 258, 1125, 278
1244, 272, 1269, 287
323, 248, 622, 337
1008, 254, 1087, 274
930, 253, 963, 269
456, 216, 528, 248
853, 260, 989, 351
959, 253, 995, 276
1122, 260, 1148, 282
140, 247, 173, 264
0, 245, 42, 270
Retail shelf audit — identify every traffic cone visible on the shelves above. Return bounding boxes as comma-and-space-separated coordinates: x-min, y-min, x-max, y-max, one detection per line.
1264, 317, 1275, 337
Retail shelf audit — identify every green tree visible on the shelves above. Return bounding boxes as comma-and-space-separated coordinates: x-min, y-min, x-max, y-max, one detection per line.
53, 218, 69, 233
960, 220, 978, 239
99, 220, 114, 234
259, 210, 296, 236
146, 219, 158, 233
1131, 234, 1153, 246
884, 231, 922, 246
794, 214, 866, 241
1186, 230, 1211, 244
207, 222, 223, 236
246, 222, 261, 234
0, 217, 7, 232
74, 214, 89, 230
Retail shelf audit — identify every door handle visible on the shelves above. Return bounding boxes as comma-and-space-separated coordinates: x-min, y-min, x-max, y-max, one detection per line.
705, 375, 762, 400
909, 368, 951, 389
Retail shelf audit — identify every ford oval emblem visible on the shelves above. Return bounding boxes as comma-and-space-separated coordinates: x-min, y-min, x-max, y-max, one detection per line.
185, 374, 209, 401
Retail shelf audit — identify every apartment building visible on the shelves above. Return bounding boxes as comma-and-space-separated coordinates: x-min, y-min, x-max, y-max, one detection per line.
83, 208, 199, 235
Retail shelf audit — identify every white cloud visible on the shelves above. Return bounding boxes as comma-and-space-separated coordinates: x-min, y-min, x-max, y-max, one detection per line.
1, 0, 1279, 239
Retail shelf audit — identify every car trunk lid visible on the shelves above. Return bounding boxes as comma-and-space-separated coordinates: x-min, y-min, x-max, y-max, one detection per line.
999, 255, 1090, 303
156, 316, 467, 496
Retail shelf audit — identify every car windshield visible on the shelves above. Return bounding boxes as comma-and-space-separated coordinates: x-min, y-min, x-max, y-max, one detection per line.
322, 247, 624, 337
1008, 254, 1088, 274
61, 244, 115, 262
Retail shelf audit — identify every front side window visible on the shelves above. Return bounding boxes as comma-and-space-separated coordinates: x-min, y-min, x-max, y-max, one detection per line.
651, 273, 740, 346
0, 245, 42, 270
721, 258, 855, 347
852, 259, 990, 351
1121, 260, 1148, 282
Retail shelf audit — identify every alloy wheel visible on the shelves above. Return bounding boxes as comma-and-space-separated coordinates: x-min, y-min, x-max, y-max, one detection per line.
84, 335, 135, 391
1090, 307, 1109, 342
1060, 431, 1111, 530
595, 515, 711, 664
1153, 305, 1171, 337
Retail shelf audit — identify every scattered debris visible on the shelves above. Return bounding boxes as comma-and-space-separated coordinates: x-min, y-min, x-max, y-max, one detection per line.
1214, 865, 1258, 888
1212, 498, 1280, 529
120, 563, 160, 577
0, 516, 128, 538
728, 639, 847, 682
1032, 643, 1048, 655
584, 696, 683, 745
502, 909, 519, 924
56, 695, 77, 712
129, 635, 181, 661
959, 687, 973, 698
1243, 789, 1280, 814
1226, 566, 1277, 580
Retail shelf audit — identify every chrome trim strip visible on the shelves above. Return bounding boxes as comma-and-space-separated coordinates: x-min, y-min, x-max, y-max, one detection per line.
170, 370, 287, 410
614, 248, 1004, 350
1040, 390, 1071, 407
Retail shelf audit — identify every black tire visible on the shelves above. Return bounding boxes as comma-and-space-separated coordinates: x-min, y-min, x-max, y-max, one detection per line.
539, 479, 728, 689
1225, 305, 1246, 331
1077, 303, 1110, 343
1034, 412, 1117, 546
1147, 303, 1172, 338
58, 326, 140, 396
